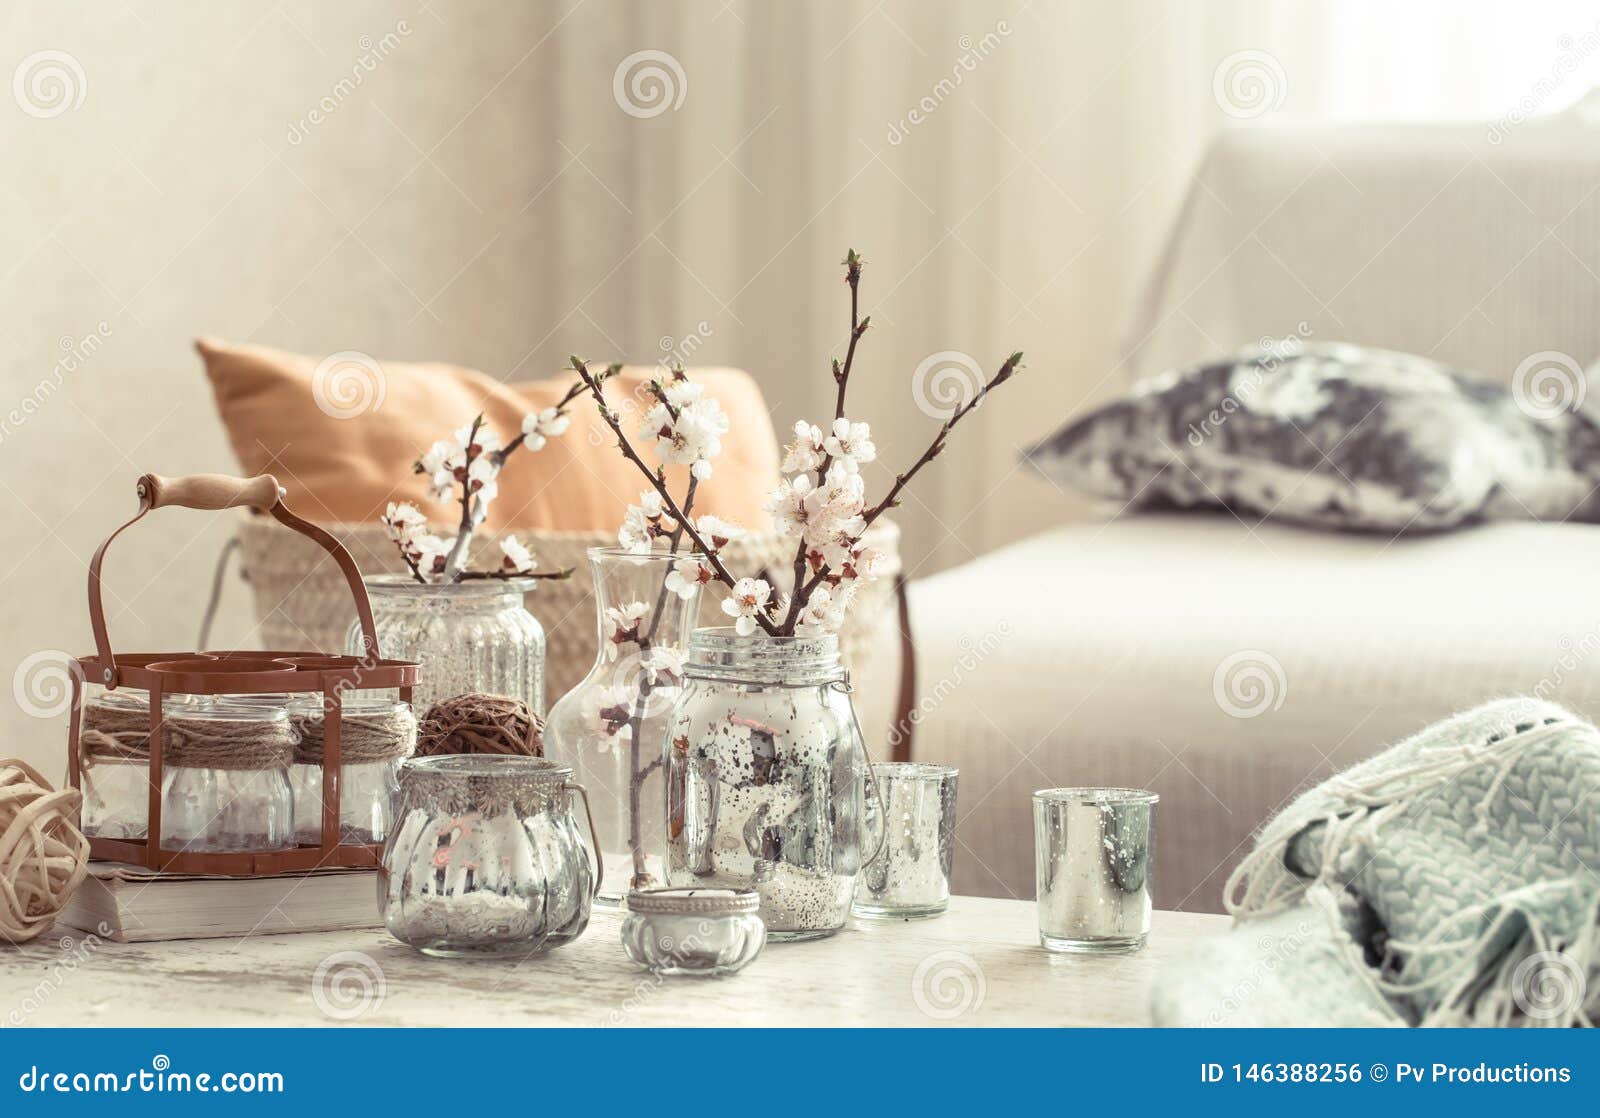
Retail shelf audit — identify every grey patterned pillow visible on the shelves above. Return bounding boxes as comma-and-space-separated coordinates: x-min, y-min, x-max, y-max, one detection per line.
1026, 342, 1600, 532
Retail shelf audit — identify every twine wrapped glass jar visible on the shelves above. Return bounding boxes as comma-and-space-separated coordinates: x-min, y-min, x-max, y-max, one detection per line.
348, 575, 546, 716
288, 697, 416, 845
380, 756, 601, 957
665, 629, 870, 941
160, 702, 296, 853
76, 688, 191, 840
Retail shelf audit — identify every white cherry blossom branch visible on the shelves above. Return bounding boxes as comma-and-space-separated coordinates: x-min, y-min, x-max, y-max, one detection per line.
572, 356, 782, 636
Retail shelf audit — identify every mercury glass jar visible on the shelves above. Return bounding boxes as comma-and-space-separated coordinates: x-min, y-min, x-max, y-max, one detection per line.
160, 702, 296, 853
621, 887, 766, 976
665, 629, 869, 941
544, 548, 699, 903
288, 698, 416, 845
347, 575, 546, 717
380, 756, 600, 957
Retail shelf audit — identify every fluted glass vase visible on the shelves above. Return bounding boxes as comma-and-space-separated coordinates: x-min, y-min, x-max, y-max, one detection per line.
543, 548, 699, 905
346, 575, 546, 717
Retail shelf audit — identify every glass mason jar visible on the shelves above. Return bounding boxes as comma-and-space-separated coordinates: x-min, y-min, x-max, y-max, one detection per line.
288, 697, 416, 845
380, 756, 601, 957
665, 629, 869, 941
160, 702, 296, 853
346, 574, 546, 717
77, 687, 188, 840
544, 548, 699, 904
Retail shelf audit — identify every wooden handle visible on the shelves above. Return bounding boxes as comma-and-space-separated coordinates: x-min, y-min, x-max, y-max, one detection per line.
139, 473, 282, 512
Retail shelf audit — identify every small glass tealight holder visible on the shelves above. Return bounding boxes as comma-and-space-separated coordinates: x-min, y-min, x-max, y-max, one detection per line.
621, 887, 766, 976
1034, 787, 1157, 954
287, 697, 415, 845
853, 762, 959, 920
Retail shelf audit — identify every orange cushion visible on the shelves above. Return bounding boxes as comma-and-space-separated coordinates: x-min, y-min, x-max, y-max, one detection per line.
196, 338, 779, 533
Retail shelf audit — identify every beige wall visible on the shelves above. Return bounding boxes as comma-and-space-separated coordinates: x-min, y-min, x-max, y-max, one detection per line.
8, 0, 1580, 774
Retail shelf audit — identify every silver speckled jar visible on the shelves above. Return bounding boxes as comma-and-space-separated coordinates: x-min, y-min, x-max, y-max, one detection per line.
665, 629, 868, 941
1034, 787, 1157, 954
621, 887, 765, 975
347, 575, 546, 716
854, 762, 958, 919
380, 756, 600, 957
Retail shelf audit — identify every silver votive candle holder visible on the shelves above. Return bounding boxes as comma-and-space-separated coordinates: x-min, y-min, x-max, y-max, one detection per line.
1034, 787, 1157, 953
853, 762, 959, 920
621, 887, 766, 976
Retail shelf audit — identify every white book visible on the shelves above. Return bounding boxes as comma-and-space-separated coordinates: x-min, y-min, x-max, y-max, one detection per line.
56, 861, 382, 942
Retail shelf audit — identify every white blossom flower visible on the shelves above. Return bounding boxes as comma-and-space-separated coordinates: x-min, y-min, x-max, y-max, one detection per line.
618, 490, 671, 554
823, 417, 876, 474
519, 406, 571, 452
467, 454, 500, 506
782, 420, 827, 475
642, 392, 729, 479
664, 556, 715, 599
605, 600, 650, 660
382, 501, 428, 543
410, 533, 457, 580
795, 581, 855, 634
419, 438, 460, 478
720, 577, 772, 636
634, 646, 683, 688
840, 544, 886, 583
454, 421, 501, 460
765, 471, 865, 561
498, 534, 536, 574
583, 683, 636, 746
425, 470, 455, 502
694, 515, 745, 551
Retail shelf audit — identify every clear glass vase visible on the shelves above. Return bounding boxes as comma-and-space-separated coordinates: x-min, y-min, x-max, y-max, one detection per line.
346, 575, 546, 717
543, 548, 700, 904
665, 629, 870, 941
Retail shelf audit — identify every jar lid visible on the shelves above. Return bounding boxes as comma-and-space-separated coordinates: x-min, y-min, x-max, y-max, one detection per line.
625, 886, 762, 917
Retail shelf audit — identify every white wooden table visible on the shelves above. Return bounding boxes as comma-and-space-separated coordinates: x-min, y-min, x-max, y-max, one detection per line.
1, 897, 1226, 1027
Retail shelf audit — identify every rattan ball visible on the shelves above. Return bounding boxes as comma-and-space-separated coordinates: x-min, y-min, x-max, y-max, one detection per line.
0, 759, 90, 944
416, 694, 544, 758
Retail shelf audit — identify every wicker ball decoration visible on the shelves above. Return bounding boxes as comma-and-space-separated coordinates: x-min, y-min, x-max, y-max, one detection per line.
0, 759, 90, 944
417, 694, 544, 757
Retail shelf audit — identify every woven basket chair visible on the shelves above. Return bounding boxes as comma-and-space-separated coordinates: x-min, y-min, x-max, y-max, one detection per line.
230, 515, 910, 731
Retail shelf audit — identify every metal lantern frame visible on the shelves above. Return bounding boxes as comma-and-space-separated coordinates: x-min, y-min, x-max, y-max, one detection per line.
65, 472, 420, 876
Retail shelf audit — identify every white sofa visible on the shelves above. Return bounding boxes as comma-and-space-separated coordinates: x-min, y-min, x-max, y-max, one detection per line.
889, 109, 1600, 912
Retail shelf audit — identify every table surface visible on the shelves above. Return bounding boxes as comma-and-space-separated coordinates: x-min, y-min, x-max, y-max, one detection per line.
1, 897, 1228, 1027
